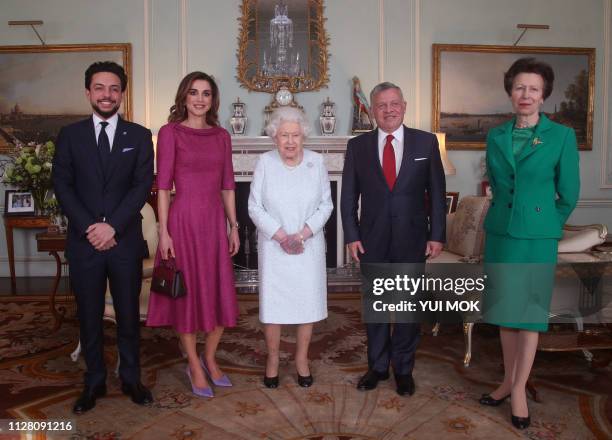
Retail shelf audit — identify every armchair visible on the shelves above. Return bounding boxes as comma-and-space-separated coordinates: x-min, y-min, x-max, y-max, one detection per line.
430, 196, 608, 367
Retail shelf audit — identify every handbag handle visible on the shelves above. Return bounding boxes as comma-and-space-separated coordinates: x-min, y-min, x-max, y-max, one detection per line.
160, 257, 177, 270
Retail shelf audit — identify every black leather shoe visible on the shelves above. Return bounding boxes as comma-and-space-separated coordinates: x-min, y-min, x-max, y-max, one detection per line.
479, 393, 510, 406
511, 414, 531, 430
357, 370, 390, 391
263, 375, 279, 388
73, 384, 107, 414
121, 382, 153, 405
394, 374, 415, 396
297, 373, 314, 387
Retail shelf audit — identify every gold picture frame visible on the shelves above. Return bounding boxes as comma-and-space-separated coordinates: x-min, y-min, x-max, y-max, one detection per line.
236, 0, 330, 93
0, 43, 132, 154
432, 44, 595, 150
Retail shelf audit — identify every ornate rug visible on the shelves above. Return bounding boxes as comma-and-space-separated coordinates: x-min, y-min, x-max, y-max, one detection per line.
0, 295, 611, 439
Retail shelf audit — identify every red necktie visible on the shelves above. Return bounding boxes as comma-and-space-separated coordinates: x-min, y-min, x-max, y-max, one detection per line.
382, 134, 396, 190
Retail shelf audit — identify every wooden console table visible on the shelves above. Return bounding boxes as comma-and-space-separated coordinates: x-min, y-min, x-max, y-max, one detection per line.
35, 232, 70, 331
3, 215, 50, 294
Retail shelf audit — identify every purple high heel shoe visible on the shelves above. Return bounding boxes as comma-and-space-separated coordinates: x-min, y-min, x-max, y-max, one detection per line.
186, 365, 214, 398
200, 353, 233, 387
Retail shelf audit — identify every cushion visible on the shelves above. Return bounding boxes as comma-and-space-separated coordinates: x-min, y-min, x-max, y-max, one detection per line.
558, 226, 607, 253
446, 196, 490, 257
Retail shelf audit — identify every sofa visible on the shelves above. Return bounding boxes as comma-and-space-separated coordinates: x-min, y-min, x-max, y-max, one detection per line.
430, 196, 609, 367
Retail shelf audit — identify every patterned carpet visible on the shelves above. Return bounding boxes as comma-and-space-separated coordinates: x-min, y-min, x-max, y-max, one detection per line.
1, 295, 611, 439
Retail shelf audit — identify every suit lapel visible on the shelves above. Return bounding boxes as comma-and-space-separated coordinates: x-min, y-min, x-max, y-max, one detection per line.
87, 117, 104, 182
368, 129, 390, 190
492, 119, 515, 171
516, 113, 553, 163
104, 117, 128, 184
395, 125, 414, 187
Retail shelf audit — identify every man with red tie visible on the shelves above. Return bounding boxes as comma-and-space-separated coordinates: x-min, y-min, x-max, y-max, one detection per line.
340, 82, 446, 396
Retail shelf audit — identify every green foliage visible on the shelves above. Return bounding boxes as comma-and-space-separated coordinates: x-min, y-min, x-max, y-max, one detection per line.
3, 141, 55, 212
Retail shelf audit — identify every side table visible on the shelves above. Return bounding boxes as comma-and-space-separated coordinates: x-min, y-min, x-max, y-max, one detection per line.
35, 232, 69, 331
3, 215, 50, 294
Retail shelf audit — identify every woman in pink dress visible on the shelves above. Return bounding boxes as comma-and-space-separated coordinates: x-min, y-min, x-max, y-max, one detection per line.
146, 72, 240, 398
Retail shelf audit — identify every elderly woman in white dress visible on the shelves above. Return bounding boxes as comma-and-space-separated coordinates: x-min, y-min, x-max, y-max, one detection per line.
248, 107, 333, 388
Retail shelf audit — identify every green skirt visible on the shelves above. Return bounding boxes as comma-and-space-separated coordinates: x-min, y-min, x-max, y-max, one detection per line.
482, 233, 558, 332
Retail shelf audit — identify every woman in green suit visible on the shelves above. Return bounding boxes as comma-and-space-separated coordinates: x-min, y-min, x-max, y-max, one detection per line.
479, 58, 580, 430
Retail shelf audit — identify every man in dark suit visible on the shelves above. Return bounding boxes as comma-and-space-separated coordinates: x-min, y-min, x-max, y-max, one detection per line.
53, 61, 154, 414
341, 82, 446, 396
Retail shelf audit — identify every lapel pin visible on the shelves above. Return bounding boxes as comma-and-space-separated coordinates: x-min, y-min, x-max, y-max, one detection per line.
532, 137, 543, 147
122, 131, 127, 135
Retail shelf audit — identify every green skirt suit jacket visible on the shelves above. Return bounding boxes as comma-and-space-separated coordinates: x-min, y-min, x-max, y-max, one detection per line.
482, 114, 580, 331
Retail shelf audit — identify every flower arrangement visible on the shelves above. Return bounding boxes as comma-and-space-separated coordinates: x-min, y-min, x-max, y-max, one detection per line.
2, 141, 55, 214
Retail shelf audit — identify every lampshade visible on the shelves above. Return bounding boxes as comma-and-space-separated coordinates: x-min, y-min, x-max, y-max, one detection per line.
435, 132, 456, 176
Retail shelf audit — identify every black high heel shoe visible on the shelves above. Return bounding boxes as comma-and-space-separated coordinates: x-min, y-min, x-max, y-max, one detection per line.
479, 393, 510, 406
263, 375, 279, 388
511, 414, 530, 430
297, 373, 313, 387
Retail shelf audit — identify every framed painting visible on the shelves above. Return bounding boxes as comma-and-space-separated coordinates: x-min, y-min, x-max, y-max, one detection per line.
432, 44, 595, 150
0, 43, 132, 154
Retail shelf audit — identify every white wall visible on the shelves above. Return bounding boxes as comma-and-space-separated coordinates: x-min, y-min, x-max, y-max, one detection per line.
1, 0, 610, 276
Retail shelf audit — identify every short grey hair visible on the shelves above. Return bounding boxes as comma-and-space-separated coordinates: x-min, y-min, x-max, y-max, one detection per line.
370, 81, 404, 105
265, 106, 311, 138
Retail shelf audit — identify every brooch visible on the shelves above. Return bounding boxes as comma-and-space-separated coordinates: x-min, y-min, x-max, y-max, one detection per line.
532, 137, 543, 147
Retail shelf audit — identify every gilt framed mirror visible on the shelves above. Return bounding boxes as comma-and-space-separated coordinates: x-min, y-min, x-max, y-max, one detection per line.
236, 0, 330, 94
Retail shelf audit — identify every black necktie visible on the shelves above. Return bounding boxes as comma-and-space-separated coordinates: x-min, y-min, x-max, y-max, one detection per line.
98, 121, 111, 172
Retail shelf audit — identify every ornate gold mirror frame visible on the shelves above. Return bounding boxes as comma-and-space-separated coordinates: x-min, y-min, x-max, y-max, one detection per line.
236, 0, 330, 94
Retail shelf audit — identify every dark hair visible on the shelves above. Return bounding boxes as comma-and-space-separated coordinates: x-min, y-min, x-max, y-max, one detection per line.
503, 57, 554, 99
168, 71, 220, 126
85, 61, 128, 91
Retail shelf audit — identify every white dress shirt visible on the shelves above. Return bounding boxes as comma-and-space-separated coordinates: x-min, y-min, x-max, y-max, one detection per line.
92, 113, 118, 151
377, 126, 404, 176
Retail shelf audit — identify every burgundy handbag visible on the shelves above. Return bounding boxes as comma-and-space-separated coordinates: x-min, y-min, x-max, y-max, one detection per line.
151, 258, 187, 299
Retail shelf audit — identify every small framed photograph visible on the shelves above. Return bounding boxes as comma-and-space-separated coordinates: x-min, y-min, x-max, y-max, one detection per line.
446, 191, 460, 214
4, 190, 35, 216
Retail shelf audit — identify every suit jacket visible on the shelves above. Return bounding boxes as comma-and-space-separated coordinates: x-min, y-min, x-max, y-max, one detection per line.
340, 125, 446, 263
484, 113, 580, 239
53, 116, 154, 259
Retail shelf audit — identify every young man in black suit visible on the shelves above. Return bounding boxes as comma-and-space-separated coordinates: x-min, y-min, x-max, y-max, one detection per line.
53, 61, 154, 414
341, 82, 446, 396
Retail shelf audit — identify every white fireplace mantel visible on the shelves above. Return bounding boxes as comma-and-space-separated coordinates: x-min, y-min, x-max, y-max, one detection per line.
231, 136, 352, 176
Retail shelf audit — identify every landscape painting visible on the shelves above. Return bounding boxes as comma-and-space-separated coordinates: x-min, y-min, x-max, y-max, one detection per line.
432, 44, 594, 150
0, 44, 131, 154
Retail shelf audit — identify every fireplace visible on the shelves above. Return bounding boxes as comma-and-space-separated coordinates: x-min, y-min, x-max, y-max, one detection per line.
233, 180, 338, 269
231, 136, 351, 270
147, 137, 360, 292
